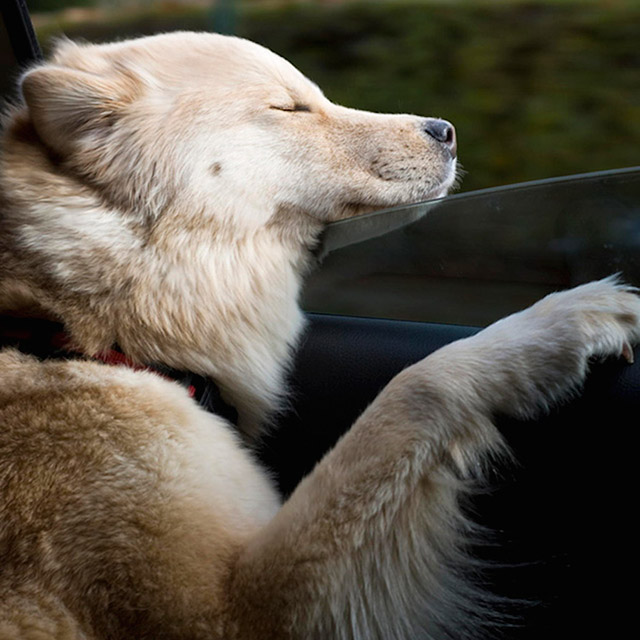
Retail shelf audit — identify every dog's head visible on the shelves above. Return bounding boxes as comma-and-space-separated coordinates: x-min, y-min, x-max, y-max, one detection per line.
20, 32, 457, 230
3, 32, 458, 436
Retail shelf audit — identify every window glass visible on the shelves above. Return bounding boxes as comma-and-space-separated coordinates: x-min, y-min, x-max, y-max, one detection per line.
304, 168, 640, 326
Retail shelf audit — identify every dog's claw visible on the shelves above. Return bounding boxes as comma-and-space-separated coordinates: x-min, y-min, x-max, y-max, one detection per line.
622, 341, 635, 364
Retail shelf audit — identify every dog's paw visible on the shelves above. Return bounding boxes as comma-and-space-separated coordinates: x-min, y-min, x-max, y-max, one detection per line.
502, 275, 640, 416
431, 276, 640, 420
528, 275, 640, 364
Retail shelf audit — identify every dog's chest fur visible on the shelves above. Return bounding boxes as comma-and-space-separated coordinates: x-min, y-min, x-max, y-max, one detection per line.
0, 114, 320, 439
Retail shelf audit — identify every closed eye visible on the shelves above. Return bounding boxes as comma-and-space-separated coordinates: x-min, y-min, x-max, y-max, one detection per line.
270, 104, 312, 113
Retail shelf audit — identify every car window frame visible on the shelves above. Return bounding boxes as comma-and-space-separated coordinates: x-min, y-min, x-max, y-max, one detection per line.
1, 0, 42, 67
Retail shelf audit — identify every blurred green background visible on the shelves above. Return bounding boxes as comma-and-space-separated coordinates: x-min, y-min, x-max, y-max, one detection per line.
30, 0, 640, 193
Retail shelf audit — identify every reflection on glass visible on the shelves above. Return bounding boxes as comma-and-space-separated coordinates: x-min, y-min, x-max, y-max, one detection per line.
305, 167, 640, 327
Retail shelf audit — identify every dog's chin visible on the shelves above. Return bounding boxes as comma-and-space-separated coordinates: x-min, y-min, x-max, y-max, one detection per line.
302, 165, 458, 224
412, 182, 454, 202
338, 181, 454, 220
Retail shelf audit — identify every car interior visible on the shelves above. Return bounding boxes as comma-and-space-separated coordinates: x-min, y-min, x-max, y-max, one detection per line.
2, 2, 638, 637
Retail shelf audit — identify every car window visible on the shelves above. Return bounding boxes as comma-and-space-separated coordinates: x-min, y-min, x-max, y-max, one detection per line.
305, 167, 640, 326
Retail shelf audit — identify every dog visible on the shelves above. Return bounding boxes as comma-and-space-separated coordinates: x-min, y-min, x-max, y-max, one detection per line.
0, 32, 638, 640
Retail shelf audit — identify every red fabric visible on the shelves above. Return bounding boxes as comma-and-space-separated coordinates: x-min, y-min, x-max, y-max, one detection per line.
93, 348, 147, 371
1, 316, 196, 399
93, 349, 196, 398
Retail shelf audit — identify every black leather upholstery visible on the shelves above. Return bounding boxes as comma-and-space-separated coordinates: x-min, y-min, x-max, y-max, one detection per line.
259, 313, 639, 638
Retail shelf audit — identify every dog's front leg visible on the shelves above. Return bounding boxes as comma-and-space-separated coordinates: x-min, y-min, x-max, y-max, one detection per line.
227, 277, 640, 640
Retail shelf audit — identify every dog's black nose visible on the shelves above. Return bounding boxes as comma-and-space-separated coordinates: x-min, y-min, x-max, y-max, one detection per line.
422, 118, 457, 158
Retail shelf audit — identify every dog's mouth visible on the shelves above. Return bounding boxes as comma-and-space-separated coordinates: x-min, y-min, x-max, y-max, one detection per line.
369, 151, 458, 193
340, 166, 459, 220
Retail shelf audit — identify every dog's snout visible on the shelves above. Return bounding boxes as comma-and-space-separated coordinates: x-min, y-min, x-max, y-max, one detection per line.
422, 118, 457, 158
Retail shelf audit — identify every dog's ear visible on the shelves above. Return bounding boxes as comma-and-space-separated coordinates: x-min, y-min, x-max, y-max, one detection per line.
20, 65, 139, 154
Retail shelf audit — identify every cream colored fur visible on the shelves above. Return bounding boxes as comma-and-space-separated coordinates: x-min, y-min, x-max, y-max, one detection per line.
0, 32, 639, 639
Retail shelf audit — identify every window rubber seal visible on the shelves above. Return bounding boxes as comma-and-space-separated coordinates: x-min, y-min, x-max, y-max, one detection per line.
1, 0, 43, 67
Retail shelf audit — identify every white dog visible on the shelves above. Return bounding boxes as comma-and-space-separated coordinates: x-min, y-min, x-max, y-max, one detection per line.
0, 32, 638, 639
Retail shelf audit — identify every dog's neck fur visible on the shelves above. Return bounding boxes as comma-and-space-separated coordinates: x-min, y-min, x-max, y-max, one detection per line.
0, 113, 324, 440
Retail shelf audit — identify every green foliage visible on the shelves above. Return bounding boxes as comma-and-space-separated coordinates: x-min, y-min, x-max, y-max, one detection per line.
240, 1, 640, 191
26, 0, 95, 12
35, 1, 640, 192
